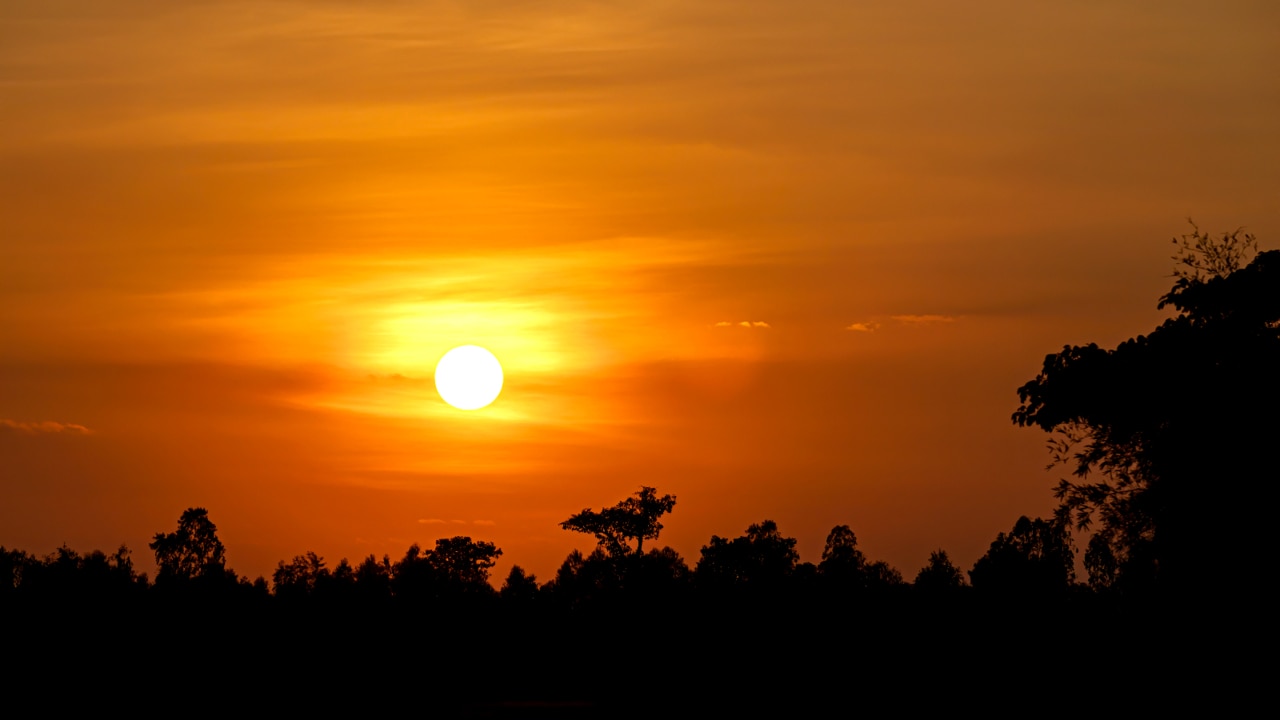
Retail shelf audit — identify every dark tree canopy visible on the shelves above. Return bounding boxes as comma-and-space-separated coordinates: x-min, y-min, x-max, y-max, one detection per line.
817, 524, 868, 592
560, 486, 676, 557
819, 524, 867, 576
10, 544, 145, 599
696, 520, 798, 588
969, 516, 1075, 595
427, 536, 503, 588
1013, 226, 1279, 593
390, 536, 502, 601
149, 507, 228, 584
272, 552, 328, 600
914, 550, 965, 592
499, 565, 539, 603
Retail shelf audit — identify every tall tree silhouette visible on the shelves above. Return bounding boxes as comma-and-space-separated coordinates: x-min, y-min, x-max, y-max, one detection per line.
1013, 225, 1279, 592
149, 507, 228, 584
818, 524, 867, 591
560, 486, 676, 557
968, 516, 1074, 595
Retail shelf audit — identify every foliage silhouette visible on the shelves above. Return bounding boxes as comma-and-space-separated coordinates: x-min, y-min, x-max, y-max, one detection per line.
1013, 225, 1279, 591
390, 536, 502, 603
863, 560, 905, 589
814, 524, 905, 593
499, 565, 539, 604
273, 551, 329, 601
544, 548, 619, 607
427, 536, 503, 589
354, 553, 394, 601
561, 486, 676, 557
820, 525, 867, 575
914, 550, 966, 592
818, 524, 868, 592
626, 546, 692, 599
696, 520, 798, 589
543, 544, 691, 609
0, 546, 33, 598
968, 516, 1074, 594
7, 544, 146, 601
149, 507, 231, 585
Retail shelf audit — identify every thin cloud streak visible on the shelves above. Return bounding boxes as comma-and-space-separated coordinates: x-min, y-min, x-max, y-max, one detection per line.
0, 419, 94, 435
892, 314, 957, 325
419, 518, 495, 526
715, 320, 771, 328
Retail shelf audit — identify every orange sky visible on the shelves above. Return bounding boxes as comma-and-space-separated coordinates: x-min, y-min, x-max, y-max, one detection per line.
3, 0, 1278, 584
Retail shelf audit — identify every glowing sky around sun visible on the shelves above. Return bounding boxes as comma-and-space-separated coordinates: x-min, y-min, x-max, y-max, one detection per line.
2, 0, 1278, 583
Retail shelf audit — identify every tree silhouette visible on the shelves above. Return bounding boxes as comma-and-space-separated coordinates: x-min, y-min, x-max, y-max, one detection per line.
0, 547, 33, 599
354, 553, 394, 601
968, 516, 1074, 594
914, 550, 965, 592
1013, 225, 1279, 592
696, 520, 798, 589
560, 486, 676, 557
543, 548, 620, 607
626, 546, 691, 599
426, 536, 503, 590
863, 560, 905, 589
272, 551, 328, 600
499, 565, 539, 604
390, 537, 502, 603
6, 544, 145, 603
818, 524, 868, 593
149, 507, 228, 584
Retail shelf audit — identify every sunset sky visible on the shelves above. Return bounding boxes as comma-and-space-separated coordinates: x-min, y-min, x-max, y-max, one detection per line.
3, 0, 1278, 584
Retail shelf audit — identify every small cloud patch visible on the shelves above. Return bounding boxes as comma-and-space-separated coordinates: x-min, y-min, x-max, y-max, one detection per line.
892, 314, 957, 325
420, 518, 495, 526
0, 419, 93, 435
845, 322, 881, 333
715, 320, 771, 328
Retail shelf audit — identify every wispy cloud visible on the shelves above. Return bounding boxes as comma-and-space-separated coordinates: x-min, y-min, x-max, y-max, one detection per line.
715, 320, 771, 328
420, 517, 494, 527
891, 314, 957, 325
0, 419, 94, 435
845, 321, 881, 333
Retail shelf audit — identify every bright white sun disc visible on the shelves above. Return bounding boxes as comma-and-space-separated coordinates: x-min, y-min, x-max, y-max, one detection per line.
434, 345, 504, 410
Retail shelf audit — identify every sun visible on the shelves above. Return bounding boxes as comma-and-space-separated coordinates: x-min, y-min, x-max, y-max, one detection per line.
434, 345, 504, 410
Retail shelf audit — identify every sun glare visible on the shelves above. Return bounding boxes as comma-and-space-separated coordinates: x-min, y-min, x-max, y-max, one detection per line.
434, 345, 504, 410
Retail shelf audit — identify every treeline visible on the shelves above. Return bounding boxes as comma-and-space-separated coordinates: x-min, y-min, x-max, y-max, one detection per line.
0, 501, 1242, 712
0, 498, 1093, 610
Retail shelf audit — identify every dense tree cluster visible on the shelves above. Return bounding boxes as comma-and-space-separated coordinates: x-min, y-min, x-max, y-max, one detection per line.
2, 495, 1043, 610
1013, 225, 1278, 595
